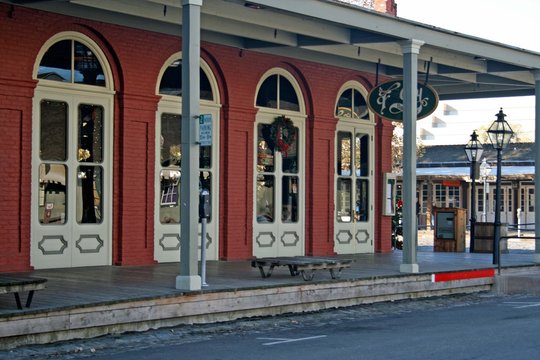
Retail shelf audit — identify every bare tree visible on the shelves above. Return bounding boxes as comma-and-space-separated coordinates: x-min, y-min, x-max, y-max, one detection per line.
391, 122, 425, 174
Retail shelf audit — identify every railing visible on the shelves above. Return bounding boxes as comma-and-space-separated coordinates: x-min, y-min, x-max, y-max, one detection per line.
497, 235, 540, 275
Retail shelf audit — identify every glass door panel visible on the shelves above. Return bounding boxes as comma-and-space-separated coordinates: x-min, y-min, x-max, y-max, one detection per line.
334, 126, 373, 254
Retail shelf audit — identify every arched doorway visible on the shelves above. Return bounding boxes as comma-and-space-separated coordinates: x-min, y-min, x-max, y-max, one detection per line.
334, 82, 375, 254
253, 69, 306, 258
154, 55, 221, 262
31, 32, 114, 268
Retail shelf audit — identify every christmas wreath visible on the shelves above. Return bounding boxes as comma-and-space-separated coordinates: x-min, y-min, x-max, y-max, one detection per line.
270, 115, 296, 156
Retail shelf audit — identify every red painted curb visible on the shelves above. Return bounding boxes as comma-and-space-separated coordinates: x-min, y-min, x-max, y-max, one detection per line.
432, 269, 495, 282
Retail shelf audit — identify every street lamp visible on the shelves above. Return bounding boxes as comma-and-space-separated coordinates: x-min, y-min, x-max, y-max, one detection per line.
479, 158, 492, 222
487, 108, 514, 265
464, 131, 483, 253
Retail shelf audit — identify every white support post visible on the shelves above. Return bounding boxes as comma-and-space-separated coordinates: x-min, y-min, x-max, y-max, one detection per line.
533, 70, 540, 263
177, 0, 203, 291
399, 39, 424, 274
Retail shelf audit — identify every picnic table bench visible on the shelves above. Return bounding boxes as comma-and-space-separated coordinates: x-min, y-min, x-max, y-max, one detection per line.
251, 256, 353, 281
0, 275, 47, 310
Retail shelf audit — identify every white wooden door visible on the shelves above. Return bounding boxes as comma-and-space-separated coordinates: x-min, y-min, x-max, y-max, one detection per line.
334, 125, 374, 254
154, 104, 220, 262
31, 90, 112, 268
253, 115, 304, 258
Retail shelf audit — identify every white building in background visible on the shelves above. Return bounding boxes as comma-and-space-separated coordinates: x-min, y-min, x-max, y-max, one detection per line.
417, 96, 536, 146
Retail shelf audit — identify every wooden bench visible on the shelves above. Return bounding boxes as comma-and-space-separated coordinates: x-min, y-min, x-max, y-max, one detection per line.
0, 275, 47, 310
251, 256, 353, 281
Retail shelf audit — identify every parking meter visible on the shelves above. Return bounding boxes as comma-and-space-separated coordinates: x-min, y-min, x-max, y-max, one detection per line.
199, 189, 211, 220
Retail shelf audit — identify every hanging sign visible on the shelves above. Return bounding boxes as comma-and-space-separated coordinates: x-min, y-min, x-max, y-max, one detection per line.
199, 114, 212, 146
367, 79, 439, 121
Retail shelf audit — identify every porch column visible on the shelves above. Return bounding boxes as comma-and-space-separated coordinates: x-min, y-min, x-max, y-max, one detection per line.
399, 39, 424, 274
177, 0, 203, 291
533, 70, 540, 263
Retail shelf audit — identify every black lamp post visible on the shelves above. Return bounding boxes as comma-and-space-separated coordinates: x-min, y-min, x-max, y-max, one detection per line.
464, 131, 483, 253
487, 108, 514, 265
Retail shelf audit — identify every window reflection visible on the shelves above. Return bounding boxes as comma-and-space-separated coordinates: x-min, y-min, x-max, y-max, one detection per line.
336, 88, 369, 119
77, 166, 103, 224
282, 176, 298, 223
78, 105, 103, 163
39, 164, 67, 224
158, 60, 213, 100
159, 113, 213, 224
257, 124, 274, 173
40, 100, 67, 161
356, 179, 369, 222
355, 133, 369, 177
282, 127, 299, 174
38, 40, 105, 86
337, 131, 352, 176
336, 129, 370, 223
256, 174, 274, 223
256, 74, 299, 111
337, 178, 352, 223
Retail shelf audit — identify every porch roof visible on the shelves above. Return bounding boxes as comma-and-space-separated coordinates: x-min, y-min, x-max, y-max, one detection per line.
5, 0, 540, 100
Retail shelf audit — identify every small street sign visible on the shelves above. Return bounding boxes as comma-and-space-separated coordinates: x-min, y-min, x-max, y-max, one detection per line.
199, 114, 212, 146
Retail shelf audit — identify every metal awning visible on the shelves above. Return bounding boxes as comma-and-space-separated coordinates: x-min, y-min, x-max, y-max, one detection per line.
5, 0, 540, 100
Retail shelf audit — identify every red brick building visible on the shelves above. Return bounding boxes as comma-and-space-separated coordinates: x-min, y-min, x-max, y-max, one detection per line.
2, 0, 538, 273
0, 1, 398, 271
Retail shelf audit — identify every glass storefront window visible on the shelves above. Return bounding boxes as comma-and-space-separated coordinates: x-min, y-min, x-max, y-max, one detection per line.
335, 88, 369, 119
77, 165, 103, 224
38, 40, 106, 86
78, 104, 103, 163
356, 178, 369, 222
282, 127, 299, 174
355, 133, 369, 177
159, 113, 212, 224
257, 124, 275, 173
158, 60, 214, 100
336, 129, 370, 223
256, 74, 299, 111
38, 164, 67, 224
337, 178, 352, 222
40, 100, 67, 161
282, 176, 298, 223
256, 174, 275, 223
337, 131, 352, 176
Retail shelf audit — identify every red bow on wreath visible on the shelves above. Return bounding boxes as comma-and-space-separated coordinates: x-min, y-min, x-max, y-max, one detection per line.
270, 116, 296, 157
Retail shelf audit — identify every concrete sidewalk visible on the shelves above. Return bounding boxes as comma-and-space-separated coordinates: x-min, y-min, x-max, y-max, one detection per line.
0, 246, 538, 349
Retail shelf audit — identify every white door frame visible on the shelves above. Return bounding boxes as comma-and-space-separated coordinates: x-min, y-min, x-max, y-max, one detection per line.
333, 120, 375, 254
31, 87, 114, 269
154, 100, 221, 262
252, 110, 305, 258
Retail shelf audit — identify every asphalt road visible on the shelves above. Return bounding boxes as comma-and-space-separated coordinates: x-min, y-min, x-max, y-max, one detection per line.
3, 293, 540, 360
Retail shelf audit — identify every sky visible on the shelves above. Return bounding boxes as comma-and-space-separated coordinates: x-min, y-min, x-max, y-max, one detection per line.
395, 0, 539, 144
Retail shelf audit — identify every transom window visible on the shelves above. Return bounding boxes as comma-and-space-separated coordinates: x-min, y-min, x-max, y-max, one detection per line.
38, 40, 106, 87
256, 74, 299, 111
158, 59, 213, 100
336, 88, 369, 120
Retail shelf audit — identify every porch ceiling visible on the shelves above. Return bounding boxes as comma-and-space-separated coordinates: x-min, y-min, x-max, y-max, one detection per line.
6, 0, 540, 100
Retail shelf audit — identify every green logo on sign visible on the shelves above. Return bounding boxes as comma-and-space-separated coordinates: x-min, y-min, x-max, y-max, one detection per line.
367, 79, 439, 121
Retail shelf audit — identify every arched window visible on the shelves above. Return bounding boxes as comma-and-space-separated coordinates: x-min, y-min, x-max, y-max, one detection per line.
335, 88, 369, 120
158, 59, 213, 101
256, 74, 299, 111
38, 39, 106, 87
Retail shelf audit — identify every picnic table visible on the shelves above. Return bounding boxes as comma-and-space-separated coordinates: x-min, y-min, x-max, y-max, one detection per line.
251, 256, 353, 281
0, 275, 47, 310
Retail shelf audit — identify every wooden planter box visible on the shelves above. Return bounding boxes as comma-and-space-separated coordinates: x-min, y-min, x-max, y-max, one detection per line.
473, 222, 508, 253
